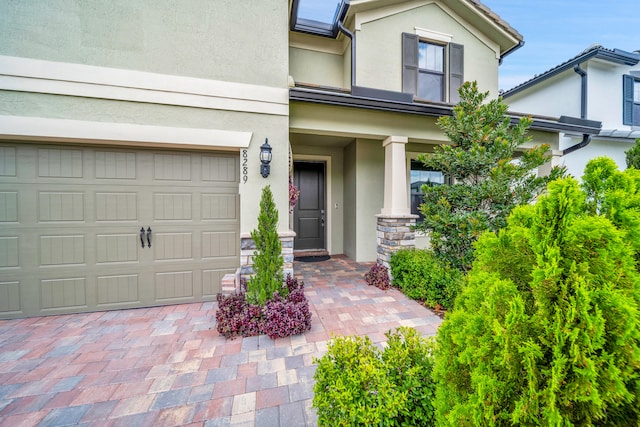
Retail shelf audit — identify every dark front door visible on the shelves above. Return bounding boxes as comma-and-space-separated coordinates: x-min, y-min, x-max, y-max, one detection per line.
293, 161, 325, 250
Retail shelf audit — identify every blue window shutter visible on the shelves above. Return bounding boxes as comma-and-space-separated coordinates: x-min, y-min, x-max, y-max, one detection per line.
449, 43, 464, 103
623, 74, 634, 126
402, 33, 418, 95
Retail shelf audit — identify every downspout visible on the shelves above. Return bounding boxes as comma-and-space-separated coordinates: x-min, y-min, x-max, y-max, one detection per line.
337, 21, 356, 88
574, 64, 587, 119
562, 63, 592, 155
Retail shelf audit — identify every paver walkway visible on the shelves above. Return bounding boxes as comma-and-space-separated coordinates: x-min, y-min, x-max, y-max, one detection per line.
0, 256, 442, 426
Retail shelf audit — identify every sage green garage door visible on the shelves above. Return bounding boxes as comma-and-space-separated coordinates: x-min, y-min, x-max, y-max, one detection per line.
0, 143, 239, 319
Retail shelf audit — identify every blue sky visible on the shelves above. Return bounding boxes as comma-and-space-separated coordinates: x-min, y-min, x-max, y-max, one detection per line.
481, 0, 640, 91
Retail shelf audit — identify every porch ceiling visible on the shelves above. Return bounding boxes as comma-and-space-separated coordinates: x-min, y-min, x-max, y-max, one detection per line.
290, 133, 354, 147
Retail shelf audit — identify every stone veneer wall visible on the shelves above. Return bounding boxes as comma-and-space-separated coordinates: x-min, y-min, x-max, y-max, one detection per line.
376, 214, 418, 268
239, 230, 295, 281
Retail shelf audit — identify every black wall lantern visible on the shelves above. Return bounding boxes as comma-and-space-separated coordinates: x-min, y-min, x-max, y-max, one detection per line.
260, 138, 272, 178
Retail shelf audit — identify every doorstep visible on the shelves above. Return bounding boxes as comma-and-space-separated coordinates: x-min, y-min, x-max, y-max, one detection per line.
293, 249, 329, 258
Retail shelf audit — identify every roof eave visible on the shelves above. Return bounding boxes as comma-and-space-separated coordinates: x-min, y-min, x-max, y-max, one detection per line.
289, 87, 601, 135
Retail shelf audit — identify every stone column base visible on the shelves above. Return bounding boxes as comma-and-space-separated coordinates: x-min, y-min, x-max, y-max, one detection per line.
376, 214, 419, 269
239, 230, 296, 282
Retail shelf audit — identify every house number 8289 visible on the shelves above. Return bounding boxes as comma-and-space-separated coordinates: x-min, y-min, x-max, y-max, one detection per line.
242, 149, 248, 183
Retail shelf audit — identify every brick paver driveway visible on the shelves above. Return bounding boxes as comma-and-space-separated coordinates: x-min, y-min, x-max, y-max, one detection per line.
0, 256, 442, 426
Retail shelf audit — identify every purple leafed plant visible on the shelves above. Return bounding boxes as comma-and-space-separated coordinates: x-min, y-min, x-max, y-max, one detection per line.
216, 275, 312, 340
364, 263, 391, 290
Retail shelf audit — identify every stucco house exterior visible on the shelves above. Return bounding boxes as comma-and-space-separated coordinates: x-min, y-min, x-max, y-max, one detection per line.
0, 0, 600, 319
503, 44, 640, 179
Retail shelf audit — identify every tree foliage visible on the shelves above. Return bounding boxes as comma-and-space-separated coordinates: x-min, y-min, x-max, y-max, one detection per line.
416, 81, 564, 271
247, 185, 285, 305
434, 169, 640, 426
625, 138, 640, 169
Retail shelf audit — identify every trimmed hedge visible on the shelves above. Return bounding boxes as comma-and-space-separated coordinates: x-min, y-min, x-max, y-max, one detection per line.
389, 249, 463, 310
313, 327, 435, 427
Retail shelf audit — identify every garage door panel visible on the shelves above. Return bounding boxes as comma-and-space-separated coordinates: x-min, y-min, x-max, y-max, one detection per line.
154, 193, 192, 220
95, 151, 136, 179
202, 194, 238, 220
39, 192, 84, 221
202, 231, 237, 258
96, 192, 138, 221
40, 235, 85, 265
0, 281, 21, 313
96, 234, 138, 263
155, 271, 193, 300
97, 274, 139, 305
38, 148, 83, 178
41, 277, 87, 310
154, 232, 192, 260
0, 192, 18, 221
154, 154, 191, 181
0, 236, 19, 267
0, 146, 17, 176
202, 156, 238, 182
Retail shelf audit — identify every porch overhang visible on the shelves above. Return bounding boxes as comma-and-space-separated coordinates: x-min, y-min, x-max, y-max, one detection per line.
290, 86, 602, 136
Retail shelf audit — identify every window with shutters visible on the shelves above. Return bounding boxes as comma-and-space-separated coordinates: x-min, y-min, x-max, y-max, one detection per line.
402, 32, 464, 103
623, 74, 640, 127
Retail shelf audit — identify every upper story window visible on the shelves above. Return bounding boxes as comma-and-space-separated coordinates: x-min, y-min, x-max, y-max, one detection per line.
623, 74, 640, 126
402, 33, 464, 103
418, 41, 445, 101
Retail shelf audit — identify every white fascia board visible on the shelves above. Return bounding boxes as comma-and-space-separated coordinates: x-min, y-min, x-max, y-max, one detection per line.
0, 55, 288, 116
0, 116, 252, 151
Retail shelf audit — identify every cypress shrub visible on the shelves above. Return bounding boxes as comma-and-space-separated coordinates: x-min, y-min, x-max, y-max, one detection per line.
434, 176, 640, 426
247, 185, 285, 305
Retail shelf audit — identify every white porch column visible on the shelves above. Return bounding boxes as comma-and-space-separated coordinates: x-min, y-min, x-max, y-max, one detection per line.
381, 135, 410, 215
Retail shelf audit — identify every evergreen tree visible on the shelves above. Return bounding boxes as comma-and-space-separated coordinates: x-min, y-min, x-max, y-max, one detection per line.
434, 174, 640, 426
247, 185, 285, 305
625, 138, 640, 169
416, 81, 564, 271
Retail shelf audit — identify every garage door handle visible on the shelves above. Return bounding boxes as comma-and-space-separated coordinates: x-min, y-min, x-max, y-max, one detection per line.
146, 227, 152, 248
140, 227, 146, 248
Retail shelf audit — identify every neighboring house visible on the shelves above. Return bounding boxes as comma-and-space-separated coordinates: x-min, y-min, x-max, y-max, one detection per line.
0, 0, 600, 319
503, 44, 640, 179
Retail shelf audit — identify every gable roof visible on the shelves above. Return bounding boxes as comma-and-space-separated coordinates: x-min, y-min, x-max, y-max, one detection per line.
503, 44, 640, 98
291, 0, 523, 56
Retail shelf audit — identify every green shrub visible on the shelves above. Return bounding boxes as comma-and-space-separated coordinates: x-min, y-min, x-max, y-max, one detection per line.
247, 185, 285, 305
433, 176, 640, 426
382, 327, 436, 427
313, 327, 435, 427
389, 249, 463, 310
